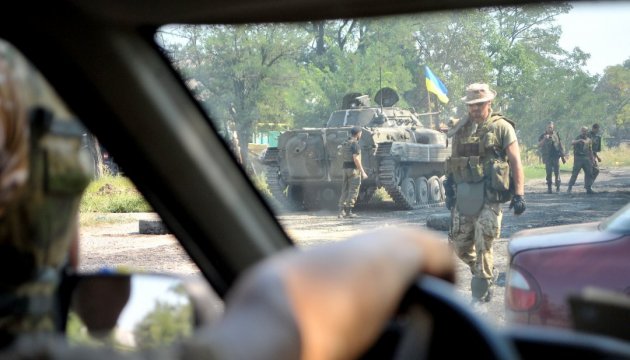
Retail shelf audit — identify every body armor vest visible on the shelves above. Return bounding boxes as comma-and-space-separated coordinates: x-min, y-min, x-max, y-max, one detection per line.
589, 131, 602, 153
540, 132, 561, 158
341, 138, 358, 165
447, 113, 513, 204
0, 110, 92, 340
573, 135, 592, 157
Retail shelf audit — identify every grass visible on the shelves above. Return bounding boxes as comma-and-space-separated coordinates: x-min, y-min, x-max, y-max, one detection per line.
81, 145, 630, 214
599, 144, 630, 167
523, 144, 630, 180
80, 176, 152, 213
371, 188, 392, 203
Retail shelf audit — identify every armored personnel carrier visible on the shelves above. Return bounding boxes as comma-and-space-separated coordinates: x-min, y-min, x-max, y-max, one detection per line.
262, 88, 451, 210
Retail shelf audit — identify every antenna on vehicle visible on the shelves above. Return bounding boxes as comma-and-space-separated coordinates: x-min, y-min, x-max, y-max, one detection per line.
379, 67, 383, 113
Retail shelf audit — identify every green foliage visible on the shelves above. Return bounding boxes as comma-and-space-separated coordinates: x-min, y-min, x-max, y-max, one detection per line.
158, 4, 628, 162
597, 59, 630, 134
599, 144, 630, 167
80, 176, 152, 213
523, 165, 547, 180
66, 312, 103, 347
66, 312, 133, 351
133, 300, 193, 349
371, 188, 392, 203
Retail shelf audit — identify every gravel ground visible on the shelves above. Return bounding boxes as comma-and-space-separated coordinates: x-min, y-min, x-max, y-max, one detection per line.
79, 166, 630, 328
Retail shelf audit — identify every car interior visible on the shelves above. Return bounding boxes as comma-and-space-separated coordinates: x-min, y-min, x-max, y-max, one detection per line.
2, 0, 630, 358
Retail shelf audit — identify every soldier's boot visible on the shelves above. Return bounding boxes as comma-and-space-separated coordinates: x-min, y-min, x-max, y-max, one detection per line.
337, 207, 346, 219
471, 276, 493, 303
555, 181, 561, 193
586, 187, 595, 195
345, 207, 358, 218
547, 184, 552, 194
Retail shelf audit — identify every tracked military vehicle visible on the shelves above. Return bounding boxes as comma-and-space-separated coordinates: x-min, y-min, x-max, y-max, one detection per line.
262, 88, 451, 210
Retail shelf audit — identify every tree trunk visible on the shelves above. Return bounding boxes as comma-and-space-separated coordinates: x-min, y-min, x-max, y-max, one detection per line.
85, 134, 104, 178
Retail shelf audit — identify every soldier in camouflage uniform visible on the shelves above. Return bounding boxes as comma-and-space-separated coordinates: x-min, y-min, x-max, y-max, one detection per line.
538, 122, 565, 193
0, 43, 92, 347
337, 126, 368, 218
567, 126, 595, 194
444, 83, 525, 303
588, 123, 602, 186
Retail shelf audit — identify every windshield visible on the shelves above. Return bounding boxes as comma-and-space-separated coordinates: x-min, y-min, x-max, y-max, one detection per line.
156, 1, 630, 331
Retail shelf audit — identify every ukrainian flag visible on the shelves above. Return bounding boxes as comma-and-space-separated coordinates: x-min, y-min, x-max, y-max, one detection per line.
424, 65, 449, 104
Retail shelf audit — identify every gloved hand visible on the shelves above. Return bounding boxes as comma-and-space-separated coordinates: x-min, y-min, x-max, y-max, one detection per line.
444, 175, 456, 210
509, 194, 526, 215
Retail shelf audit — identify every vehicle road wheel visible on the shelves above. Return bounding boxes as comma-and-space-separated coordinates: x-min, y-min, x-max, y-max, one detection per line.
355, 187, 376, 207
287, 185, 304, 210
416, 177, 429, 205
428, 176, 442, 203
302, 188, 321, 210
319, 187, 339, 210
394, 165, 404, 186
400, 177, 417, 207
439, 175, 446, 201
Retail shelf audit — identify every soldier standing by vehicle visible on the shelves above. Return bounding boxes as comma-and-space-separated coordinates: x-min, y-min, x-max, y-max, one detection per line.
588, 123, 602, 186
567, 126, 595, 194
538, 121, 566, 193
337, 126, 368, 218
444, 83, 525, 303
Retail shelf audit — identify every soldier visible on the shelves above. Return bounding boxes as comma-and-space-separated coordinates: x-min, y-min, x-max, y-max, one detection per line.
0, 46, 93, 347
538, 122, 566, 193
444, 83, 525, 303
588, 123, 602, 186
567, 126, 595, 194
337, 126, 368, 218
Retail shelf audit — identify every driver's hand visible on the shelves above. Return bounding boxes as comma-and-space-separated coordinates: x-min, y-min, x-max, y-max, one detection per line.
215, 228, 454, 360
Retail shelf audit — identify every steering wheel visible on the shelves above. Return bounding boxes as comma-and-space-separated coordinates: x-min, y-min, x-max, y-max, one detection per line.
361, 276, 519, 359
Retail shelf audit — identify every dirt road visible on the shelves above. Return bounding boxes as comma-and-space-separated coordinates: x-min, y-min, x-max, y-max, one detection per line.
79, 167, 630, 328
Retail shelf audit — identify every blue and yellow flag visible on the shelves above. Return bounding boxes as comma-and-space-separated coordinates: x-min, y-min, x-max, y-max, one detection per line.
424, 65, 449, 104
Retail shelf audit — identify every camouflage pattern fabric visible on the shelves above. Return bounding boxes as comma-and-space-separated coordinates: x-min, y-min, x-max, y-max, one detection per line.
451, 202, 502, 279
0, 42, 92, 346
338, 168, 361, 208
338, 137, 362, 208
538, 131, 562, 187
588, 130, 601, 184
538, 131, 562, 162
567, 156, 594, 190
589, 130, 602, 153
568, 134, 594, 190
572, 134, 592, 158
545, 157, 561, 188
591, 159, 600, 184
447, 111, 517, 300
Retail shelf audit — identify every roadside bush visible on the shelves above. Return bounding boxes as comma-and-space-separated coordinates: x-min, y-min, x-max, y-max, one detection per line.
80, 176, 152, 213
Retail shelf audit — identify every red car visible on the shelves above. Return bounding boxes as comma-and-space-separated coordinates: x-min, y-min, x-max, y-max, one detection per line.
505, 202, 630, 330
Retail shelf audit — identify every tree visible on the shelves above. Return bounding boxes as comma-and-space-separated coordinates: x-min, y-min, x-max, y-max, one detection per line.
157, 6, 620, 151
133, 300, 193, 349
597, 59, 630, 140
159, 25, 308, 165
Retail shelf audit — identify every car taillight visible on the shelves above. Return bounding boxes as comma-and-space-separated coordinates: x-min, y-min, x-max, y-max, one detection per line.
506, 268, 538, 311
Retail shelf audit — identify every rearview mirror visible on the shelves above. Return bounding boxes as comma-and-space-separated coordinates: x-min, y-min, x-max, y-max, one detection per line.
64, 273, 221, 350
